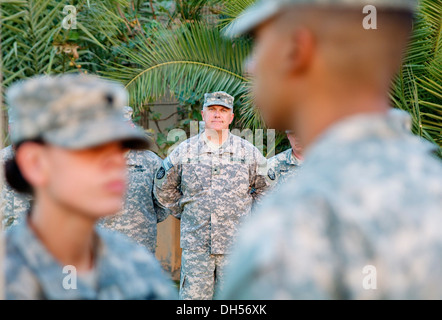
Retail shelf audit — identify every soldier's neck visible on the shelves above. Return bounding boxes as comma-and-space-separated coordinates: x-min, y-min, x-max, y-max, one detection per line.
28, 197, 97, 273
294, 90, 391, 154
204, 129, 230, 146
292, 149, 303, 161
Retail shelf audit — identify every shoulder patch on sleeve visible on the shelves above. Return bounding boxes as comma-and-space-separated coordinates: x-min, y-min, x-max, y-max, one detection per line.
156, 166, 166, 180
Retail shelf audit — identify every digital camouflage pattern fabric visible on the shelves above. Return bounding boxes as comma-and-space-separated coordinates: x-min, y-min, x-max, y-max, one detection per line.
203, 91, 234, 110
267, 148, 303, 191
220, 110, 442, 299
179, 249, 230, 300
1, 145, 32, 229
5, 221, 178, 299
154, 132, 270, 255
154, 131, 270, 300
224, 0, 418, 38
6, 74, 149, 150
99, 149, 171, 253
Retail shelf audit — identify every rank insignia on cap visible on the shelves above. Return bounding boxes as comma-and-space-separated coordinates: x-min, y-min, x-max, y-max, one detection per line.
156, 166, 166, 180
267, 168, 276, 181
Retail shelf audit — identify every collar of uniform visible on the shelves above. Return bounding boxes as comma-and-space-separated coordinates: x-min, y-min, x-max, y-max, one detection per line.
126, 149, 142, 166
303, 110, 436, 159
8, 221, 101, 299
285, 148, 302, 166
7, 220, 147, 299
198, 131, 234, 155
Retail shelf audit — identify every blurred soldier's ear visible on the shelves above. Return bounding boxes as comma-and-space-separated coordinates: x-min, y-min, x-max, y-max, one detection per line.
286, 27, 315, 76
15, 142, 50, 189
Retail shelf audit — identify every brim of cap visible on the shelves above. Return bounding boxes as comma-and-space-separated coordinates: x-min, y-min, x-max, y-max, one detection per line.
43, 116, 150, 150
204, 102, 233, 109
224, 0, 418, 38
223, 1, 283, 38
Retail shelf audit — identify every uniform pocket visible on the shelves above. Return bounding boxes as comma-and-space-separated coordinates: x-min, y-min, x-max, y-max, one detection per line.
223, 163, 250, 195
181, 160, 212, 195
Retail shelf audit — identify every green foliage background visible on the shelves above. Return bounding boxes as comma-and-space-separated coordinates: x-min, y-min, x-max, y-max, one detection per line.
1, 0, 441, 158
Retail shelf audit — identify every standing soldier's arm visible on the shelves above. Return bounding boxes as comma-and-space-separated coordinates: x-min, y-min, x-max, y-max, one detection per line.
151, 155, 173, 223
249, 148, 272, 204
153, 151, 183, 219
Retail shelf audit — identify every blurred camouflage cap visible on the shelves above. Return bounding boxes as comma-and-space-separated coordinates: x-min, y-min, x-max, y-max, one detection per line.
6, 74, 149, 150
203, 91, 234, 110
224, 0, 418, 38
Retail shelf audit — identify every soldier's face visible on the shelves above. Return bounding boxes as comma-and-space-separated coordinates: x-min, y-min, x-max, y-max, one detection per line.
287, 133, 302, 156
30, 141, 128, 219
246, 20, 299, 131
201, 105, 234, 132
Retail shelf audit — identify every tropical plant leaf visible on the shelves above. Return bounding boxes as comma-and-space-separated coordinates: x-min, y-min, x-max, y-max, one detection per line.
391, 0, 442, 155
217, 0, 254, 30
102, 22, 252, 116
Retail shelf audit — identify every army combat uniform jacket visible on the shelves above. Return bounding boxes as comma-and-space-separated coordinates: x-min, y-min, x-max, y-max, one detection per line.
220, 110, 442, 300
154, 132, 270, 254
1, 145, 32, 229
99, 149, 171, 253
267, 148, 303, 190
5, 220, 178, 300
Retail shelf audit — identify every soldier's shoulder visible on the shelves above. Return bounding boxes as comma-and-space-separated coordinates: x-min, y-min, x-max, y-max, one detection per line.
231, 133, 262, 154
96, 227, 177, 299
171, 135, 197, 154
97, 227, 161, 267
269, 149, 291, 164
140, 149, 163, 163
188, 134, 201, 144
4, 225, 43, 299
1, 145, 14, 162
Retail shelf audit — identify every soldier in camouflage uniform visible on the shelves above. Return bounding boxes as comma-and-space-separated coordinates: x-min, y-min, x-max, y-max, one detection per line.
99, 106, 171, 253
1, 145, 32, 229
220, 0, 442, 299
154, 91, 270, 300
4, 74, 177, 299
267, 130, 303, 191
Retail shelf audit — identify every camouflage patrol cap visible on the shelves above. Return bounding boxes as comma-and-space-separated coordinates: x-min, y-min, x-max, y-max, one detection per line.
203, 91, 234, 110
224, 0, 418, 38
6, 74, 149, 150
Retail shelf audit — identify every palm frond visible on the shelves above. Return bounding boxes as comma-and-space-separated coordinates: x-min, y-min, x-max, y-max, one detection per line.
217, 0, 254, 30
391, 0, 442, 154
102, 22, 252, 117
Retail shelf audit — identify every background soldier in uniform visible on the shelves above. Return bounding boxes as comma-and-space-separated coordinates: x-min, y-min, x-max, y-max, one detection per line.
220, 0, 442, 299
4, 74, 177, 299
99, 106, 171, 254
1, 109, 32, 229
267, 130, 303, 191
154, 91, 270, 300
